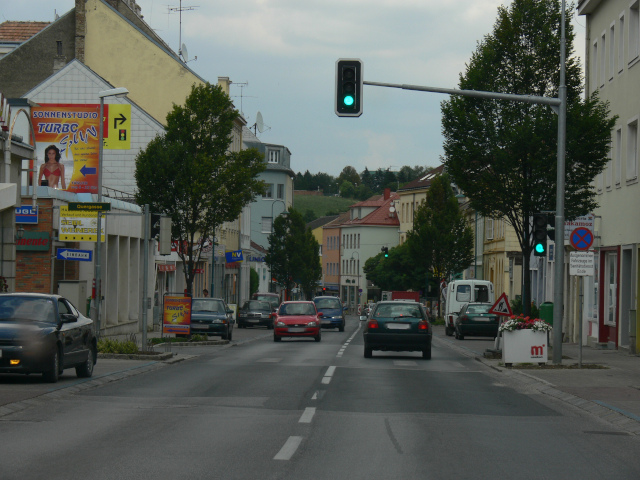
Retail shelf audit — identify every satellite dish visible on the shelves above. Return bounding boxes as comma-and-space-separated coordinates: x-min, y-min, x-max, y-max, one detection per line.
180, 43, 189, 62
256, 111, 265, 133
389, 206, 396, 213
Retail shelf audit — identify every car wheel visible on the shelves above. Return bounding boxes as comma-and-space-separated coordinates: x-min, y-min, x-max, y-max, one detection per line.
456, 328, 464, 340
364, 346, 372, 358
42, 348, 60, 383
339, 322, 345, 332
445, 326, 454, 336
76, 345, 96, 378
422, 343, 432, 360
268, 322, 273, 330
228, 327, 233, 341
315, 332, 321, 342
273, 335, 281, 342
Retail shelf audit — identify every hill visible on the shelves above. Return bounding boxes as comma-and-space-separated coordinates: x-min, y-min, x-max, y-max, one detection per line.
294, 193, 356, 220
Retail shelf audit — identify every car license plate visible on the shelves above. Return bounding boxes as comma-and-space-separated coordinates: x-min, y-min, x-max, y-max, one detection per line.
0, 349, 2, 358
191, 324, 207, 329
473, 316, 492, 322
321, 320, 331, 325
387, 323, 410, 330
248, 319, 259, 323
288, 327, 306, 333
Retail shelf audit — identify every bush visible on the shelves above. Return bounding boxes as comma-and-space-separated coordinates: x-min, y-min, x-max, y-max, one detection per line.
97, 338, 139, 354
510, 296, 540, 319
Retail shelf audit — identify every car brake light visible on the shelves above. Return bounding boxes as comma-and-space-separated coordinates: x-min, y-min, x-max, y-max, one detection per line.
418, 321, 429, 330
367, 320, 379, 329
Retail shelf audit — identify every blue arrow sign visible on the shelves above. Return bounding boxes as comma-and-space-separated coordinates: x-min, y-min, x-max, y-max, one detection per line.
80, 165, 97, 176
56, 248, 93, 262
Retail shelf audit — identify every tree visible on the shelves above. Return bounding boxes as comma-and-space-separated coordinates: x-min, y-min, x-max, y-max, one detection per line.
250, 268, 259, 296
135, 82, 266, 296
266, 209, 322, 300
337, 166, 360, 186
407, 174, 474, 315
363, 242, 425, 292
440, 0, 616, 315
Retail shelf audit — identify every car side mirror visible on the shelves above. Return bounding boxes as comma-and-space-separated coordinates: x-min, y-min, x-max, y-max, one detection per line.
60, 313, 77, 323
317, 312, 323, 317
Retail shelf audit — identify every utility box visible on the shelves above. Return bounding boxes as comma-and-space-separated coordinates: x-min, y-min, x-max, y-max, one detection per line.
58, 280, 88, 312
540, 302, 553, 326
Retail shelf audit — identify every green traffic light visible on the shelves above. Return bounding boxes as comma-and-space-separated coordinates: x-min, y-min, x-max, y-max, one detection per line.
535, 243, 545, 254
343, 95, 354, 106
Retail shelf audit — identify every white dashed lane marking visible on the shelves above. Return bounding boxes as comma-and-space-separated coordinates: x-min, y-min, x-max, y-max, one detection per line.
274, 436, 303, 460
299, 407, 316, 423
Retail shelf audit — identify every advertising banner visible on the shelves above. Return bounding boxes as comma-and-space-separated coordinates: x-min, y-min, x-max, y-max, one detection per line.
31, 104, 100, 194
162, 295, 191, 335
59, 205, 104, 242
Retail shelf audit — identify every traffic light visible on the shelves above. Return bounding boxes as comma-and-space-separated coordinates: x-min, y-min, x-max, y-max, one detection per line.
533, 213, 547, 256
381, 246, 389, 257
335, 58, 363, 117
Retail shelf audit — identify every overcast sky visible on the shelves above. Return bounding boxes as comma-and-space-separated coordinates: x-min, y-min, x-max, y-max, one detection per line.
3, 0, 586, 177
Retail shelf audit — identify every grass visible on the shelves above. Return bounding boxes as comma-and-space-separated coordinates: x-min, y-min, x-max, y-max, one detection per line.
294, 194, 356, 219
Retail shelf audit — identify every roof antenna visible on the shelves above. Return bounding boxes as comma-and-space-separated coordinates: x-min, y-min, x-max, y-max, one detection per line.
168, 0, 198, 62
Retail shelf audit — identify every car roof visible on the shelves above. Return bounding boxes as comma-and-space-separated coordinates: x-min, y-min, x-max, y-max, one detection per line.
376, 300, 421, 306
1, 292, 60, 299
282, 300, 314, 304
313, 295, 340, 299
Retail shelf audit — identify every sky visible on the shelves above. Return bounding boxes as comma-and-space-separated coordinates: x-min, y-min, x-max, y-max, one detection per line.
2, 0, 586, 177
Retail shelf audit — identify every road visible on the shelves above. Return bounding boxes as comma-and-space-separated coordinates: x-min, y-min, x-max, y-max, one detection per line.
1, 316, 640, 479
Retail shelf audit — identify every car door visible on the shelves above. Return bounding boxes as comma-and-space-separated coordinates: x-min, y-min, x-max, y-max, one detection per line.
58, 298, 83, 366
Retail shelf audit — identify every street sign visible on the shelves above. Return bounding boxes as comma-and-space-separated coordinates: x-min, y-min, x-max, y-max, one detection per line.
569, 251, 595, 276
564, 214, 594, 241
569, 227, 594, 251
56, 248, 93, 262
67, 202, 111, 212
489, 292, 513, 316
15, 205, 38, 224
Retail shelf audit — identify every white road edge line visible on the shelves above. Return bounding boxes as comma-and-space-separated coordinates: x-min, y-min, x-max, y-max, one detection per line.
274, 436, 303, 460
299, 407, 316, 423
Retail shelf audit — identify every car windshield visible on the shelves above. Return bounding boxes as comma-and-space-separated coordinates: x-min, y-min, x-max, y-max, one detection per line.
191, 299, 225, 313
279, 303, 316, 316
374, 304, 422, 318
314, 298, 342, 309
0, 296, 57, 323
244, 301, 270, 310
467, 304, 491, 314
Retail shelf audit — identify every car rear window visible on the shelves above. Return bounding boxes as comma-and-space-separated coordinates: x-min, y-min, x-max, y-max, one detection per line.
314, 298, 341, 309
374, 304, 422, 318
467, 304, 490, 314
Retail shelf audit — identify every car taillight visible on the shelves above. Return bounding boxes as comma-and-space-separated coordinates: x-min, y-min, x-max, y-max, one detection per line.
448, 315, 454, 325
418, 321, 429, 331
367, 320, 379, 329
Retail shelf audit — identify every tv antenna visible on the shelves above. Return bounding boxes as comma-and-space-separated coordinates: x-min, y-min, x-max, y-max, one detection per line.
252, 111, 271, 135
230, 81, 257, 116
168, 1, 198, 62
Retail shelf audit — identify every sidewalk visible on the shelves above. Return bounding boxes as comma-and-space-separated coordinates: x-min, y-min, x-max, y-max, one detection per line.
454, 333, 640, 435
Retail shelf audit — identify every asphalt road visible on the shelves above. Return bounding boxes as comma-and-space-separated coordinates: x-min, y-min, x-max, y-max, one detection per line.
1, 317, 640, 480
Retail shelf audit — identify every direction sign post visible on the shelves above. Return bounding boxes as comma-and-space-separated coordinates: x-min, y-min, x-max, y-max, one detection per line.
57, 248, 93, 262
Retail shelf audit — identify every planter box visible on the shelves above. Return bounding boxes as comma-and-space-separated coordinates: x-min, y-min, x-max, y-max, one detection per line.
502, 330, 547, 365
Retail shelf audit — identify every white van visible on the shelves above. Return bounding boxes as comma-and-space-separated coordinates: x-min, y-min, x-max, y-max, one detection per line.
444, 280, 494, 336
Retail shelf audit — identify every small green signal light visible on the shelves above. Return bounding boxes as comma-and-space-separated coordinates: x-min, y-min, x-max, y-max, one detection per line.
535, 243, 545, 254
343, 95, 354, 106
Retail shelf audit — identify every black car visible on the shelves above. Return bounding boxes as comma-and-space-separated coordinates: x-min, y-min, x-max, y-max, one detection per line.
454, 302, 499, 340
0, 293, 97, 383
312, 296, 346, 331
237, 300, 274, 329
190, 297, 235, 340
363, 300, 432, 359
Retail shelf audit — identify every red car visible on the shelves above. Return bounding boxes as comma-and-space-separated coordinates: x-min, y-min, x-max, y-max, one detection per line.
273, 301, 322, 342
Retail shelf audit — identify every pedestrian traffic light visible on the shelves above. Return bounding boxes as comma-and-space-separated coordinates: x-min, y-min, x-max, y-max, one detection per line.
381, 246, 389, 257
533, 213, 547, 257
335, 58, 363, 117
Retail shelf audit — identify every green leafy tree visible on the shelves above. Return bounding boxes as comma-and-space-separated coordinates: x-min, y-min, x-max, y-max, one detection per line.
440, 0, 616, 315
135, 82, 266, 295
363, 242, 425, 292
266, 209, 322, 300
337, 166, 360, 187
250, 268, 260, 296
407, 174, 474, 315
339, 180, 356, 198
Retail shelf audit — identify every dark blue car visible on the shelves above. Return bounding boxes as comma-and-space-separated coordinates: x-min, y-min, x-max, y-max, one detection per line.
313, 296, 345, 332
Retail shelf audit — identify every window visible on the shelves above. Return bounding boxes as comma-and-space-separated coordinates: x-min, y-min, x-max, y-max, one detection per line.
268, 150, 280, 164
631, 1, 640, 61
600, 32, 606, 87
619, 13, 626, 73
592, 40, 599, 91
610, 23, 615, 80
627, 117, 638, 180
605, 141, 613, 189
486, 218, 494, 240
456, 285, 471, 302
596, 171, 604, 192
261, 217, 272, 234
264, 184, 273, 198
277, 184, 284, 200
615, 128, 622, 185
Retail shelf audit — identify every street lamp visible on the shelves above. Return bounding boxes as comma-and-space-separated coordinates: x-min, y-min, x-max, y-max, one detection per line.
94, 87, 128, 335
269, 199, 287, 293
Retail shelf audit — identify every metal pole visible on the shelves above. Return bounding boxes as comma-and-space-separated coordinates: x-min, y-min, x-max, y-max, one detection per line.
579, 276, 583, 368
94, 97, 104, 335
553, 0, 567, 364
142, 204, 150, 351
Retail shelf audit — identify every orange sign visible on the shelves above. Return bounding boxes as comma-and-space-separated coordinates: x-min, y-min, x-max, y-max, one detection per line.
162, 295, 191, 334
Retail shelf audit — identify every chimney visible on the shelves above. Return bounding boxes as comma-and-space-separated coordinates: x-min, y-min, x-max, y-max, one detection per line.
384, 188, 391, 200
75, 0, 86, 63
218, 77, 231, 95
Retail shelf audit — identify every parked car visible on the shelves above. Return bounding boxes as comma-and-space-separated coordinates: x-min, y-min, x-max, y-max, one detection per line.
363, 300, 432, 359
0, 293, 97, 383
237, 300, 274, 329
273, 301, 322, 342
312, 295, 345, 331
252, 292, 280, 312
190, 297, 234, 340
359, 303, 374, 321
454, 302, 499, 340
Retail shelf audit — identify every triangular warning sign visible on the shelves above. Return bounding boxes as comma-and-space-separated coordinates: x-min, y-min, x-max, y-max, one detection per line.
489, 292, 513, 316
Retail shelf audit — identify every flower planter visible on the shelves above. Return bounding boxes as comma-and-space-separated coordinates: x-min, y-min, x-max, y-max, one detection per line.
502, 329, 548, 365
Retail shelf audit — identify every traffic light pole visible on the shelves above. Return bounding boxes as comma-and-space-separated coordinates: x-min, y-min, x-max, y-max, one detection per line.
360, 0, 567, 364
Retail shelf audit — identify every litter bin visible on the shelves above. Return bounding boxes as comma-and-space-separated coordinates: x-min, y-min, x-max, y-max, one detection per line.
539, 302, 553, 326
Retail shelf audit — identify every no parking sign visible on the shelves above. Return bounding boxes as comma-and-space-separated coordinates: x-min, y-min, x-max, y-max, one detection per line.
569, 227, 593, 251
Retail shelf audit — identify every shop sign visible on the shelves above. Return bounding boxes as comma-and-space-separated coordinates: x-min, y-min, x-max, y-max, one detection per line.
16, 231, 50, 251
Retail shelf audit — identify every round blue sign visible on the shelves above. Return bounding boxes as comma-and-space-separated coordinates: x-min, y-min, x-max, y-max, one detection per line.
570, 227, 593, 251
